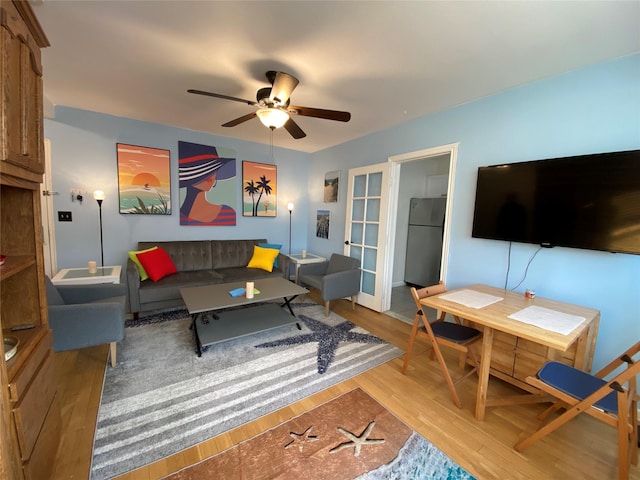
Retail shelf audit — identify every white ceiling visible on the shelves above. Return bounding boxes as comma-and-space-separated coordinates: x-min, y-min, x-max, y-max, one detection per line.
32, 1, 640, 153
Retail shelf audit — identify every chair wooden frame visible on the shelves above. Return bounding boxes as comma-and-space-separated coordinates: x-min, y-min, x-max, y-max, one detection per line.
515, 341, 640, 480
401, 282, 482, 409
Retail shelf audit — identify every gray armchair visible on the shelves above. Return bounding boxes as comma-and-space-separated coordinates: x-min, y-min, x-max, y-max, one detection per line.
297, 253, 361, 316
45, 276, 127, 367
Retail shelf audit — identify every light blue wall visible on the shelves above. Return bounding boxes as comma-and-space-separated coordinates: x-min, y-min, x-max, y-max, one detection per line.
45, 108, 311, 270
45, 55, 640, 371
307, 54, 640, 371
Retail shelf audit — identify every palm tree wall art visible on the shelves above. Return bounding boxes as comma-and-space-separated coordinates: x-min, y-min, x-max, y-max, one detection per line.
242, 161, 277, 217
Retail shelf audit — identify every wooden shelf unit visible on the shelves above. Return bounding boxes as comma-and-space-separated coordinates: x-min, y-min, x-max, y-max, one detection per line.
1, 1, 60, 478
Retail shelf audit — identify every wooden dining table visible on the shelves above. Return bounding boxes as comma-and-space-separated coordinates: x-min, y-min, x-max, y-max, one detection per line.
420, 284, 600, 420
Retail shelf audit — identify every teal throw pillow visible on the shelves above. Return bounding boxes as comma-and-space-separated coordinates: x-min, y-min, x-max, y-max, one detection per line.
258, 243, 282, 268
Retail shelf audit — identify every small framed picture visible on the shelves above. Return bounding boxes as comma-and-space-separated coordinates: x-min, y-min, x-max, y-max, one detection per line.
242, 161, 277, 217
316, 210, 330, 239
324, 170, 340, 202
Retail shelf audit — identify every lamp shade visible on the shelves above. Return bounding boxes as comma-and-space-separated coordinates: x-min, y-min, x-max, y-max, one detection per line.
93, 190, 105, 201
256, 108, 289, 129
287, 202, 294, 212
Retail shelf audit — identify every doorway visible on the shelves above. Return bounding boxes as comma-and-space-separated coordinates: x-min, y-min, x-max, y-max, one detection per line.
383, 143, 458, 322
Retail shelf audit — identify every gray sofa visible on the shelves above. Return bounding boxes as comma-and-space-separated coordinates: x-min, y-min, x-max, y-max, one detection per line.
127, 239, 290, 318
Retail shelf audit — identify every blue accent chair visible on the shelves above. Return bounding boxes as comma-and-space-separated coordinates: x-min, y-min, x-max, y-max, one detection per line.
297, 253, 361, 316
45, 276, 127, 367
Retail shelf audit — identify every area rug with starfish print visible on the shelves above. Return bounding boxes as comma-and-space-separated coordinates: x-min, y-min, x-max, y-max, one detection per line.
90, 301, 403, 479
161, 388, 476, 479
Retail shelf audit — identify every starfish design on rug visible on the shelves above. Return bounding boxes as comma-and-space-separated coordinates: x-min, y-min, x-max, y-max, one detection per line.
254, 315, 386, 374
283, 426, 319, 452
329, 421, 385, 457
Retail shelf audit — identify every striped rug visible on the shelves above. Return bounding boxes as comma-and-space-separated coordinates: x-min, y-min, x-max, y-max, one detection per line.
90, 301, 403, 479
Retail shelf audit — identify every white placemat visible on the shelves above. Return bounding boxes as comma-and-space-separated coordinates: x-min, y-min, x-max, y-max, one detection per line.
438, 289, 504, 309
508, 306, 586, 335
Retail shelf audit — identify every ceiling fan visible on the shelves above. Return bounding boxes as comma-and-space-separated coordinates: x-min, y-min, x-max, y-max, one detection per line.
188, 71, 351, 139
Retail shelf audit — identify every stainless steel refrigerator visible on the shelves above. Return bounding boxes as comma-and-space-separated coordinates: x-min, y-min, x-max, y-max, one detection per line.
404, 197, 446, 287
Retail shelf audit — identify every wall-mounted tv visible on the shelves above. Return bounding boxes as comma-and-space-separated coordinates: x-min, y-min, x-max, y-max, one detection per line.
471, 149, 640, 255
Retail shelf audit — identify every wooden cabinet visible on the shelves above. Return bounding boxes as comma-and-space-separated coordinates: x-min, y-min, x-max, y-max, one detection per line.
1, 0, 47, 177
472, 324, 597, 394
0, 1, 58, 478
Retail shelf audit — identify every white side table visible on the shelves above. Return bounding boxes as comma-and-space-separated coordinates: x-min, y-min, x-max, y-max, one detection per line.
51, 266, 122, 285
286, 253, 326, 283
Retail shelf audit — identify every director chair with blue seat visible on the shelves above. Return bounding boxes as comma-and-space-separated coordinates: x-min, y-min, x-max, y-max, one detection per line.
515, 340, 640, 480
401, 282, 482, 409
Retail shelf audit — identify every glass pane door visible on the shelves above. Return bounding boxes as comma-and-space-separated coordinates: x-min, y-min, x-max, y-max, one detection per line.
344, 163, 389, 312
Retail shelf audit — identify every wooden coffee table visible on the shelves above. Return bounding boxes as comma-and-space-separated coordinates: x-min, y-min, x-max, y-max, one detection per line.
180, 277, 309, 356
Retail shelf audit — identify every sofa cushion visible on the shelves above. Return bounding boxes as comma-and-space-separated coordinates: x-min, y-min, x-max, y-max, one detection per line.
137, 247, 178, 282
298, 273, 323, 290
247, 245, 280, 272
258, 243, 282, 268
218, 267, 284, 283
89, 296, 126, 305
326, 253, 360, 275
210, 239, 267, 269
138, 270, 224, 304
138, 241, 214, 272
128, 246, 158, 281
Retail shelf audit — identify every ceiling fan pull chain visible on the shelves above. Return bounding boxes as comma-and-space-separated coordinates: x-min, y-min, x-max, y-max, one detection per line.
270, 128, 274, 159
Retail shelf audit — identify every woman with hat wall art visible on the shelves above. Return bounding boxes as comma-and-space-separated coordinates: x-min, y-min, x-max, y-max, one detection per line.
178, 141, 237, 226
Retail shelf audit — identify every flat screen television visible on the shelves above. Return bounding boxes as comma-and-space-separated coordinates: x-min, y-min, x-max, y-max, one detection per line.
471, 149, 640, 255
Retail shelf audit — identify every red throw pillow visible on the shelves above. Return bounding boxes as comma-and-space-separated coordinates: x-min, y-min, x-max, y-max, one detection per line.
136, 246, 177, 282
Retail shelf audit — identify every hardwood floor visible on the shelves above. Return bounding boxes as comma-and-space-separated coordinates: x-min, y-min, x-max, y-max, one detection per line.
52, 290, 639, 479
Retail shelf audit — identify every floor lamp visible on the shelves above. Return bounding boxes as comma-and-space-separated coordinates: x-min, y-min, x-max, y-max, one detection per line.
287, 202, 294, 254
94, 190, 105, 267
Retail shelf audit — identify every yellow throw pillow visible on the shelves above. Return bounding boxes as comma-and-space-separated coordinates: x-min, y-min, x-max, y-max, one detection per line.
247, 245, 280, 272
128, 246, 158, 281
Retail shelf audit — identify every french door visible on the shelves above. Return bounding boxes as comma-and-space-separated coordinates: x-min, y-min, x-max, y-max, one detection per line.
40, 139, 57, 276
344, 163, 390, 312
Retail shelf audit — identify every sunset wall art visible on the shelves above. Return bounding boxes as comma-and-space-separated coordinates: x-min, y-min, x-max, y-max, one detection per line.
116, 143, 171, 215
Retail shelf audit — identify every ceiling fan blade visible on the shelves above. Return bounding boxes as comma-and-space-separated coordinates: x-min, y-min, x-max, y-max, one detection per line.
289, 105, 351, 122
188, 89, 257, 106
268, 71, 299, 106
222, 111, 257, 127
283, 118, 306, 139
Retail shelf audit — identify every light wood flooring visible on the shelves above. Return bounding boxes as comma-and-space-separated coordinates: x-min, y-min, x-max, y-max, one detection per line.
52, 289, 639, 479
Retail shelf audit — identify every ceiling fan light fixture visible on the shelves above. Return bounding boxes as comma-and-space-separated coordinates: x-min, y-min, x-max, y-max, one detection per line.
256, 108, 289, 129
189, 70, 349, 139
